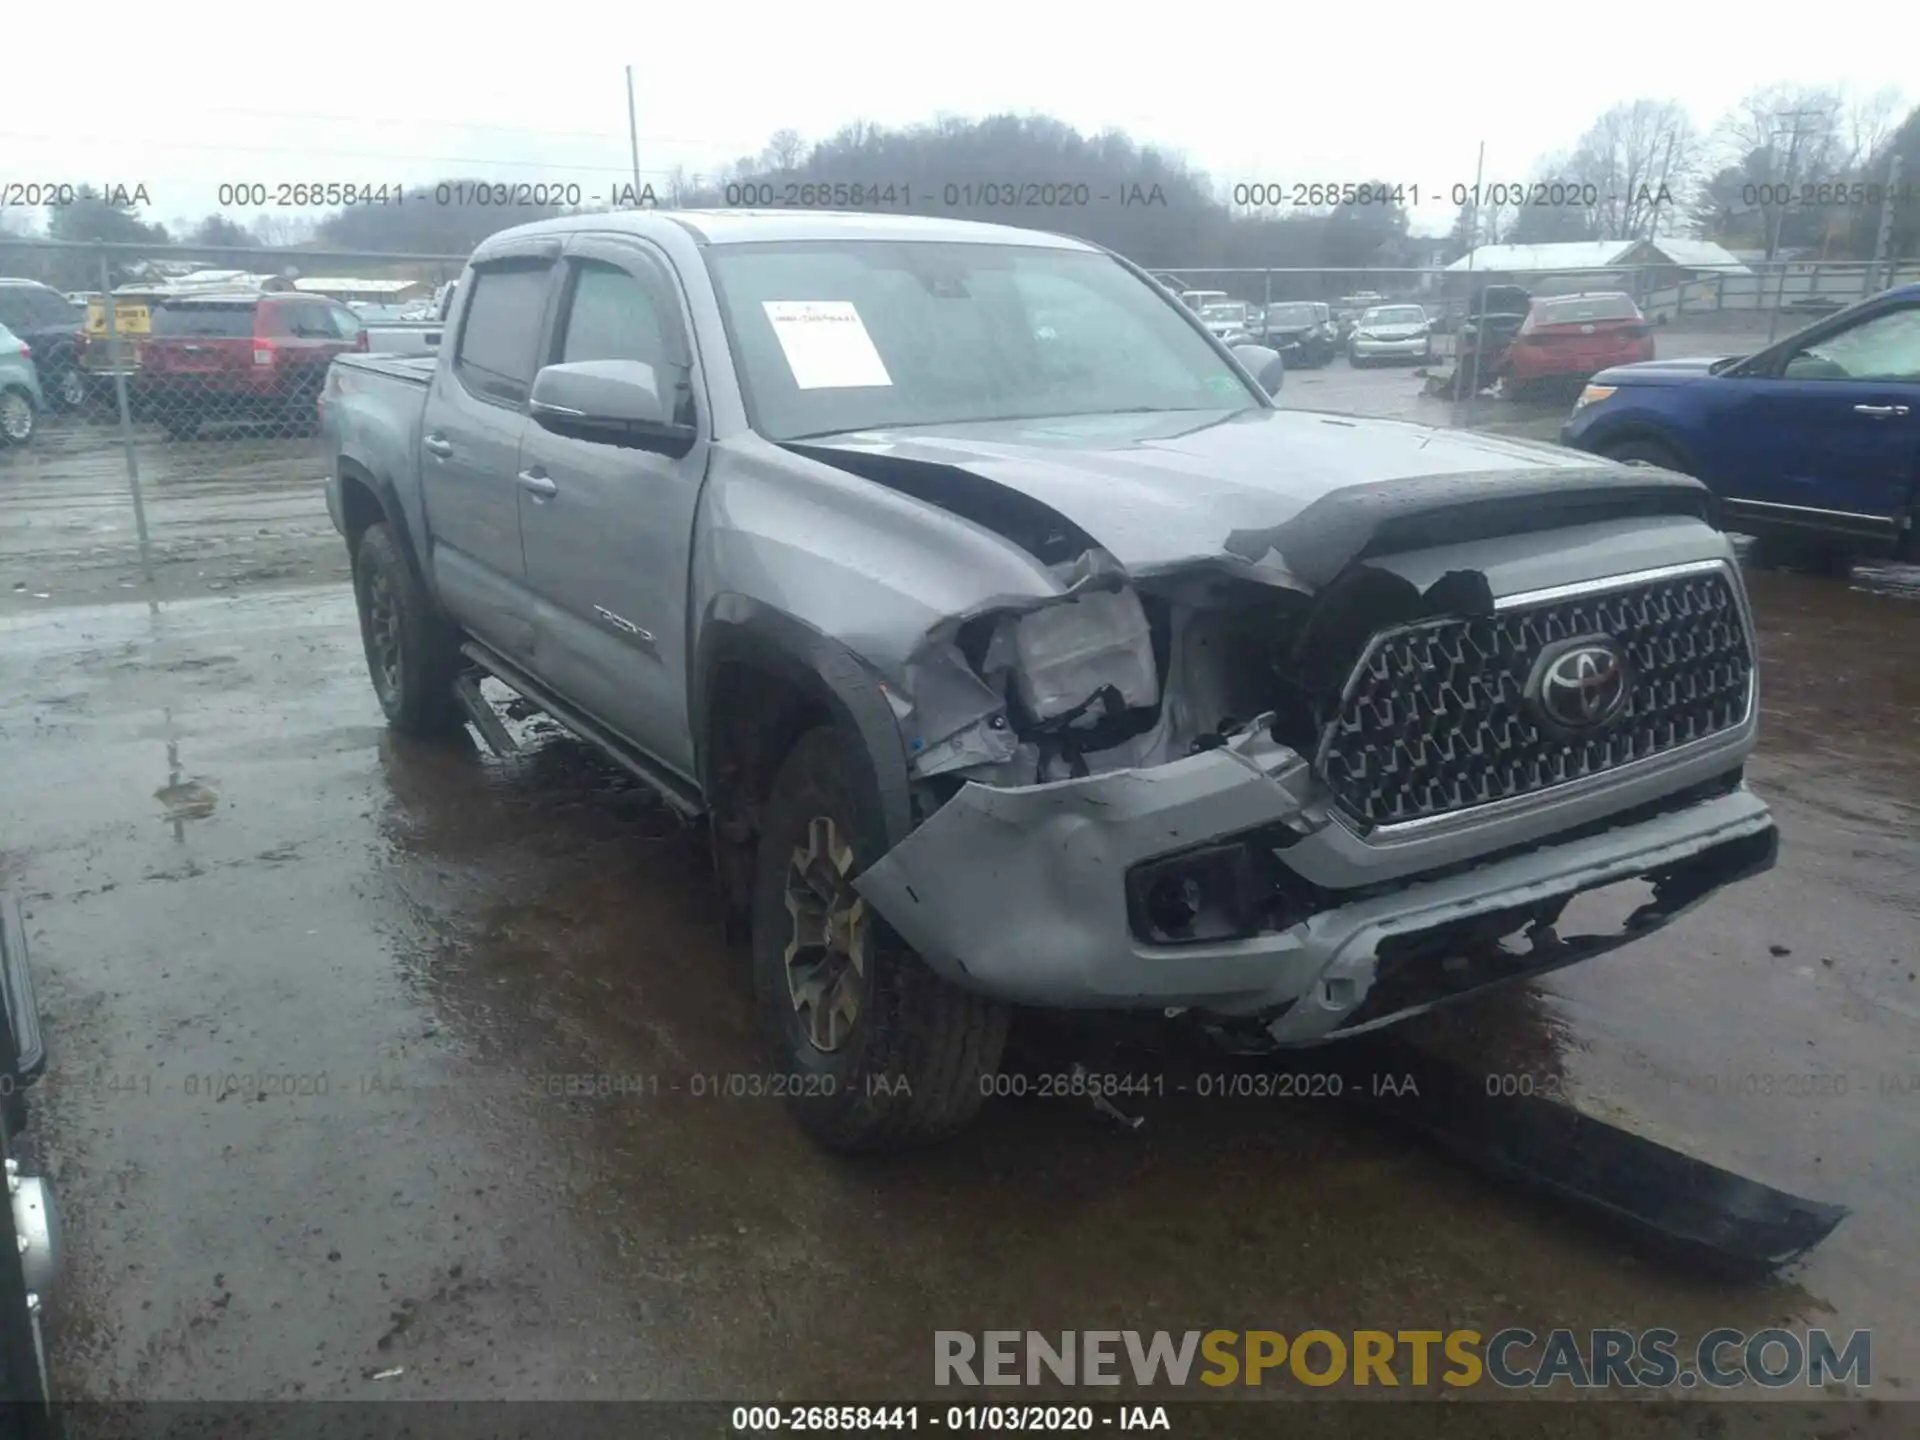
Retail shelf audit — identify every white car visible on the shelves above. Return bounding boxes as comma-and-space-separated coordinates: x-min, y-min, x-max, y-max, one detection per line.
1197, 301, 1252, 340
1348, 304, 1432, 367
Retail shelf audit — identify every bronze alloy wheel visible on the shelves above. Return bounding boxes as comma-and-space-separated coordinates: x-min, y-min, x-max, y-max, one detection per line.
782, 815, 870, 1053
364, 564, 403, 705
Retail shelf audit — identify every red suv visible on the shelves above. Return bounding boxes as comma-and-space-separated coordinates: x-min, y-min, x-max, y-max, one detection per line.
138, 293, 367, 438
1503, 292, 1654, 398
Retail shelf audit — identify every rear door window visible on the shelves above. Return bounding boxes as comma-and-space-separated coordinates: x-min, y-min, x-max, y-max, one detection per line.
0, 292, 32, 330
455, 261, 553, 405
328, 305, 364, 343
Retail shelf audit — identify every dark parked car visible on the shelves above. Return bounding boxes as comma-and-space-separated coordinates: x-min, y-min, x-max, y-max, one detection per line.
1258, 301, 1337, 367
0, 279, 88, 411
1561, 281, 1920, 566
0, 893, 59, 1430
137, 292, 368, 438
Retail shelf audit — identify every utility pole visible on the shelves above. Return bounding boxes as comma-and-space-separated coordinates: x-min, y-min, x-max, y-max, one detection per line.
1869, 150, 1905, 294
625, 66, 643, 207
1452, 140, 1486, 407
1761, 108, 1825, 343
1764, 109, 1825, 263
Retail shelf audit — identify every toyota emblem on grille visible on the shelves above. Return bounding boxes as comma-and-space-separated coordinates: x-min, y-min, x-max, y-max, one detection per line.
1528, 636, 1632, 734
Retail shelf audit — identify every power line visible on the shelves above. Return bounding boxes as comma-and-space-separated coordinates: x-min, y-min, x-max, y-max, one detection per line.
0, 129, 702, 179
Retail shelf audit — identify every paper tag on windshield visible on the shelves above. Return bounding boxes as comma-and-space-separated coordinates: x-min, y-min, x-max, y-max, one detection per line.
762, 301, 892, 389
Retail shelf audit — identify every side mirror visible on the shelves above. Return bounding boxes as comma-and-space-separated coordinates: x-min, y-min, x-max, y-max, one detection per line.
529, 359, 694, 456
1231, 343, 1286, 396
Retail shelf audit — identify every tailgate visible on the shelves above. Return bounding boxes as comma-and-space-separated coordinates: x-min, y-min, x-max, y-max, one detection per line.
1525, 318, 1648, 366
143, 337, 254, 376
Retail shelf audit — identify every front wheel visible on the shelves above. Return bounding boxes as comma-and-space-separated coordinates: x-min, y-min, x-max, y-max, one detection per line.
751, 726, 1010, 1152
352, 522, 465, 737
0, 389, 33, 446
1602, 437, 1687, 473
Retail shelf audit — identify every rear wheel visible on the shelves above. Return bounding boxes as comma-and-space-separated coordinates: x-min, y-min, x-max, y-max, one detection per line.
751, 726, 1010, 1152
50, 367, 87, 411
0, 389, 32, 446
160, 410, 201, 441
352, 522, 464, 737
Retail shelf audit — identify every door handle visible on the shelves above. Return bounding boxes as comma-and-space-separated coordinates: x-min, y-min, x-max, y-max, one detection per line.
517, 469, 558, 498
1851, 403, 1908, 417
422, 434, 454, 457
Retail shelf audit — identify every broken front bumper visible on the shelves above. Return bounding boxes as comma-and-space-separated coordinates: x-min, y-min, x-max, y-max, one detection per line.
854, 739, 1777, 1045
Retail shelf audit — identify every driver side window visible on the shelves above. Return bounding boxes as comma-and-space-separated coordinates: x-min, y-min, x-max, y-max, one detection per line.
1783, 306, 1920, 383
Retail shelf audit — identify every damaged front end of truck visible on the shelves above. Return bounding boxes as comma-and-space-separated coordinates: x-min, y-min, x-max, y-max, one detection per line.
786, 437, 1779, 1051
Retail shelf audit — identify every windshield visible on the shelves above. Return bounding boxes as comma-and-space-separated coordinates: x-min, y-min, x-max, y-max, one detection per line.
706, 241, 1261, 441
1268, 303, 1322, 326
1533, 294, 1641, 324
1361, 306, 1425, 326
1199, 303, 1248, 323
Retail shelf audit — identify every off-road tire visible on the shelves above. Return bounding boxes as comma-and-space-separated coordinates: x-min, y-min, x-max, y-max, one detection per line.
1601, 437, 1688, 473
751, 725, 1010, 1152
353, 522, 464, 738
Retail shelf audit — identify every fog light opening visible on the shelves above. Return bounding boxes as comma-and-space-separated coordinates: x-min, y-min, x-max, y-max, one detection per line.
1145, 874, 1205, 938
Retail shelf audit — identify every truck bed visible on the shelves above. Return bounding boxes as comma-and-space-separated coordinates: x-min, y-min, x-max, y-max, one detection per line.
337, 353, 436, 385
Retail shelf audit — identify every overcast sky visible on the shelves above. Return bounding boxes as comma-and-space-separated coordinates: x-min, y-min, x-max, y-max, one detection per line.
4, 1, 1912, 240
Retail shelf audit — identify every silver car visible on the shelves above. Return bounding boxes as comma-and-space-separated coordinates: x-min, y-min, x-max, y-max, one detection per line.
0, 322, 45, 446
1349, 303, 1432, 367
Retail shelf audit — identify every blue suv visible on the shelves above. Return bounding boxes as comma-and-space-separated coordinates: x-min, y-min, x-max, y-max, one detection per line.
1561, 283, 1920, 564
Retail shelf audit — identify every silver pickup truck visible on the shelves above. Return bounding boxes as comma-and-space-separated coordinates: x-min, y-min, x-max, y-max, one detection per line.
322, 210, 1778, 1152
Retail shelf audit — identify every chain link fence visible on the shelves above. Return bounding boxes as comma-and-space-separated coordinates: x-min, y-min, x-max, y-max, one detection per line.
0, 238, 464, 598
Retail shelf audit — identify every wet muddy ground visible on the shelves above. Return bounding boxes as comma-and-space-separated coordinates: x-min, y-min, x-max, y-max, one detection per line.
1, 331, 1916, 1431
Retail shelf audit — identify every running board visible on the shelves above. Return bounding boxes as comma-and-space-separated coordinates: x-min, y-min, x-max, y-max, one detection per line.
1320, 1035, 1849, 1278
454, 674, 520, 757
458, 641, 705, 819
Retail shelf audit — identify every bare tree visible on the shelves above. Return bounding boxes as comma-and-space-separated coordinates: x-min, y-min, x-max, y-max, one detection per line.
1565, 100, 1700, 240
762, 128, 807, 172
1841, 86, 1906, 171
1704, 83, 1906, 255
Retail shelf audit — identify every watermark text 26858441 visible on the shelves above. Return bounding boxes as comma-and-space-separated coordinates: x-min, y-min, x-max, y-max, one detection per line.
217, 182, 407, 208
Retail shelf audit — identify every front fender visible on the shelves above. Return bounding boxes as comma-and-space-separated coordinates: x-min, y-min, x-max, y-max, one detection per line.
694, 597, 915, 848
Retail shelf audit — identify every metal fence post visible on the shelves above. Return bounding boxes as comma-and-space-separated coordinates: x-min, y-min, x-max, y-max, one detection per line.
99, 251, 155, 587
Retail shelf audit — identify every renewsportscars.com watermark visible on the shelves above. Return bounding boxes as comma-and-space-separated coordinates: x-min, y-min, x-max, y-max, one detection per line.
935, 1328, 1872, 1390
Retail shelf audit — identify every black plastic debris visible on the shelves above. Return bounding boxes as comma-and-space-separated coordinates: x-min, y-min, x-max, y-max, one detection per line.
1319, 1035, 1849, 1279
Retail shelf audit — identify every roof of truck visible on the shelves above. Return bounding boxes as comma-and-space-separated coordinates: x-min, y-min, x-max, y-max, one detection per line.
474, 208, 1099, 255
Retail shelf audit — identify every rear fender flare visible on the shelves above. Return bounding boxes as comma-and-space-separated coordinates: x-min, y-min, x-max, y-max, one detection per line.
336, 458, 432, 591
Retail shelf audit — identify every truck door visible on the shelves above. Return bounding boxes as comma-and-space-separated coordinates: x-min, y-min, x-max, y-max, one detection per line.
419, 253, 559, 660
515, 237, 708, 781
1716, 297, 1920, 550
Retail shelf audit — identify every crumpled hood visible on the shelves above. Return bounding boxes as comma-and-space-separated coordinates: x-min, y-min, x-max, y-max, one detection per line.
799, 407, 1692, 579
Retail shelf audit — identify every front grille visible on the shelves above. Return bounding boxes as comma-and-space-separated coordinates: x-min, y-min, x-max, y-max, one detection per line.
1317, 567, 1754, 829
